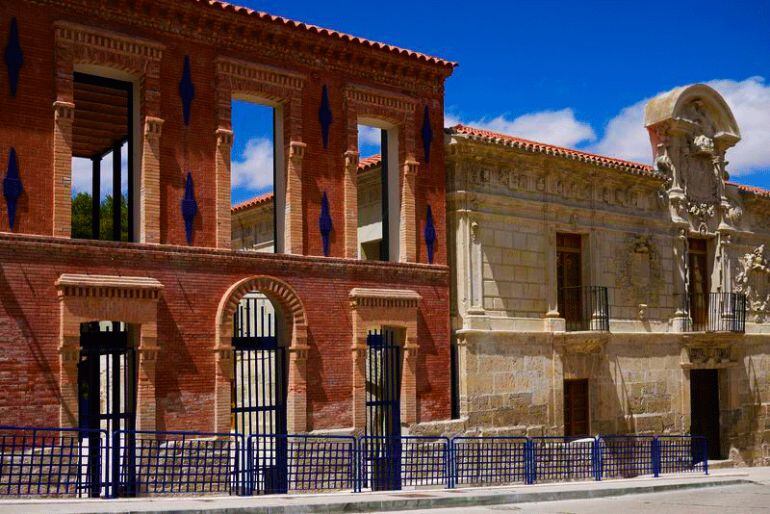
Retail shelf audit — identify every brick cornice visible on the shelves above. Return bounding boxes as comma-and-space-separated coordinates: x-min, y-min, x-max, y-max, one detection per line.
0, 233, 449, 286
349, 288, 422, 309
54, 20, 165, 60
32, 0, 451, 95
56, 273, 163, 300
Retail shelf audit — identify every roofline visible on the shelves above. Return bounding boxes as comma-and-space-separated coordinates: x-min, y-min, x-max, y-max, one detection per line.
203, 1, 457, 69
446, 124, 661, 179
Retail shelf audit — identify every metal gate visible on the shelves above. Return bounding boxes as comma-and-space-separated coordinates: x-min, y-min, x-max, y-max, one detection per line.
232, 293, 287, 494
77, 321, 136, 497
364, 329, 402, 490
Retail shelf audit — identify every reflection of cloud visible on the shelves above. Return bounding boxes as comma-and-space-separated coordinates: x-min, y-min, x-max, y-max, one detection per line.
231, 137, 274, 191
589, 77, 770, 176
71, 143, 128, 197
444, 109, 596, 148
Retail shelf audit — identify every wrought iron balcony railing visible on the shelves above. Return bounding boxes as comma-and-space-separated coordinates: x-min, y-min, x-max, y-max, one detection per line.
689, 292, 747, 333
559, 286, 610, 332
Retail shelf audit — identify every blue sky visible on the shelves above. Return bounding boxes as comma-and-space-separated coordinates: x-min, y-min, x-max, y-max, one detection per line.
228, 0, 770, 203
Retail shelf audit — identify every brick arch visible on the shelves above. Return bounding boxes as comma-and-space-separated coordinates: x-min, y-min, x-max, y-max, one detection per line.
216, 275, 308, 347
213, 275, 309, 434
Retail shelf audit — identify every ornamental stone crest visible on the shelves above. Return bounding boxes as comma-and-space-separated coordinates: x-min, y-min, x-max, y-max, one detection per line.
735, 244, 770, 322
645, 84, 741, 235
616, 235, 663, 306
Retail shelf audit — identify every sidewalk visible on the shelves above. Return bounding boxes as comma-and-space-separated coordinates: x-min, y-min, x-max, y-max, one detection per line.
0, 468, 767, 514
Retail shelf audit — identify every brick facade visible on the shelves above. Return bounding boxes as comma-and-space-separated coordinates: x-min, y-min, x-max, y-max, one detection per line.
0, 0, 454, 434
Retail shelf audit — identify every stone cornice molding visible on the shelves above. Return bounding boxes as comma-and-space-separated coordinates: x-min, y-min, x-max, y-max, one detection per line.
55, 274, 163, 300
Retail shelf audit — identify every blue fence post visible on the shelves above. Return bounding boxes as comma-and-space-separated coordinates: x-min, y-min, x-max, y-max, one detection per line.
447, 437, 457, 489
593, 436, 602, 481
703, 438, 709, 476
524, 438, 535, 485
652, 437, 660, 478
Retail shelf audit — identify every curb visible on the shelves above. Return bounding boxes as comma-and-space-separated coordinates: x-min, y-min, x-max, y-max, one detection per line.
0, 477, 753, 514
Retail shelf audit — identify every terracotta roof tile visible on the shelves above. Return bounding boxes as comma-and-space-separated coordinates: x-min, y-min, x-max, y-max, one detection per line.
202, 1, 457, 69
231, 192, 274, 213
731, 182, 770, 198
358, 153, 382, 171
447, 124, 661, 178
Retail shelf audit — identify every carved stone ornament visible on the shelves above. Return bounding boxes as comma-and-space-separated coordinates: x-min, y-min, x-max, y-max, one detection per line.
616, 235, 663, 306
645, 84, 741, 233
559, 334, 607, 354
683, 343, 734, 369
734, 244, 770, 322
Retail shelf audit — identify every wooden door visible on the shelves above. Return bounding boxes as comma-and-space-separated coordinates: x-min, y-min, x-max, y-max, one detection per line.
564, 379, 589, 437
690, 369, 721, 460
688, 239, 709, 330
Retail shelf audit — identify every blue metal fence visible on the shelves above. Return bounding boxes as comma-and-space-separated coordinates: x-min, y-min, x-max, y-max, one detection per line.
0, 426, 109, 498
115, 430, 243, 497
0, 427, 710, 498
247, 434, 357, 495
359, 436, 450, 491
451, 436, 528, 487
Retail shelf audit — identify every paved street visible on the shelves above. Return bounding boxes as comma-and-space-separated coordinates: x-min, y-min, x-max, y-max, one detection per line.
396, 483, 770, 513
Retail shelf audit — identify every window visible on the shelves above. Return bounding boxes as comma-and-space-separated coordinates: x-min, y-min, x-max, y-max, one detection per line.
231, 99, 282, 253
688, 238, 710, 330
556, 233, 583, 323
357, 123, 399, 261
70, 73, 134, 242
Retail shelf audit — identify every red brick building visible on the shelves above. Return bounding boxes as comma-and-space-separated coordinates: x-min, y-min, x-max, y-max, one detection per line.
0, 0, 455, 437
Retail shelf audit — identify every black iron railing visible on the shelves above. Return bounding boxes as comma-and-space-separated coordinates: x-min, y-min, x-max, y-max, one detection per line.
689, 292, 747, 333
560, 286, 610, 332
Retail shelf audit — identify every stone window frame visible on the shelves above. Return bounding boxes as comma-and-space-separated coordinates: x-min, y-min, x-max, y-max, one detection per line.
52, 21, 164, 243
56, 274, 163, 431
214, 57, 306, 252
349, 288, 421, 432
343, 85, 419, 262
214, 275, 309, 433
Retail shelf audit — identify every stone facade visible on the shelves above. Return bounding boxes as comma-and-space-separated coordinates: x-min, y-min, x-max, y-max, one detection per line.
446, 85, 770, 465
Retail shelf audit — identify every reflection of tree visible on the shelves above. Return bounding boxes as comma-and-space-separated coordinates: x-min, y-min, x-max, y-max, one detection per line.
71, 192, 129, 241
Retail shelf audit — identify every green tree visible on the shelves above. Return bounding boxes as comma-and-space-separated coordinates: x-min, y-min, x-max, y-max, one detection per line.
71, 192, 129, 241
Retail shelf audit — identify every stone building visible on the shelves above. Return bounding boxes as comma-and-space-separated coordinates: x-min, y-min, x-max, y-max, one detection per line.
0, 0, 454, 439
446, 84, 770, 465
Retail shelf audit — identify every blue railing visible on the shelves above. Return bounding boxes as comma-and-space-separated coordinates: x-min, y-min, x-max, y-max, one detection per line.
0, 427, 709, 498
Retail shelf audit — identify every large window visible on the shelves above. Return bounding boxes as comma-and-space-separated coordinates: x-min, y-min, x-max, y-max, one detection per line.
231, 99, 281, 253
70, 73, 134, 242
357, 122, 399, 261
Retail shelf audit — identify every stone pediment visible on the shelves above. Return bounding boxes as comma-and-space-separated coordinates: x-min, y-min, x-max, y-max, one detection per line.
645, 84, 741, 235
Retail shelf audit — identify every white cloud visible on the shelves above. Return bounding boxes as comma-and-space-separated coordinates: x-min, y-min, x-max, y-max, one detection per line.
231, 137, 274, 192
444, 108, 596, 148
589, 77, 770, 176
358, 124, 382, 147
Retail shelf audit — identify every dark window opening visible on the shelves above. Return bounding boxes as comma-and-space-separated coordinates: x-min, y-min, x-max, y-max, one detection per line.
71, 73, 133, 242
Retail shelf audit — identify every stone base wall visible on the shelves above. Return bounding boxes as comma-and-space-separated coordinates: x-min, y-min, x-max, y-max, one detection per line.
418, 331, 770, 466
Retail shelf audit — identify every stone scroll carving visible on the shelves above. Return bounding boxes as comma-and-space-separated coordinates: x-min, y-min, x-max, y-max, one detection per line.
735, 245, 770, 322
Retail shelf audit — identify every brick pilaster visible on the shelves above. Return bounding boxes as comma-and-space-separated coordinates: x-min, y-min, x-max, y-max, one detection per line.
52, 101, 75, 238
140, 117, 164, 244
287, 329, 309, 433
136, 323, 159, 432
400, 159, 419, 262
284, 141, 306, 255
343, 150, 359, 259
401, 336, 419, 425
215, 129, 234, 249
